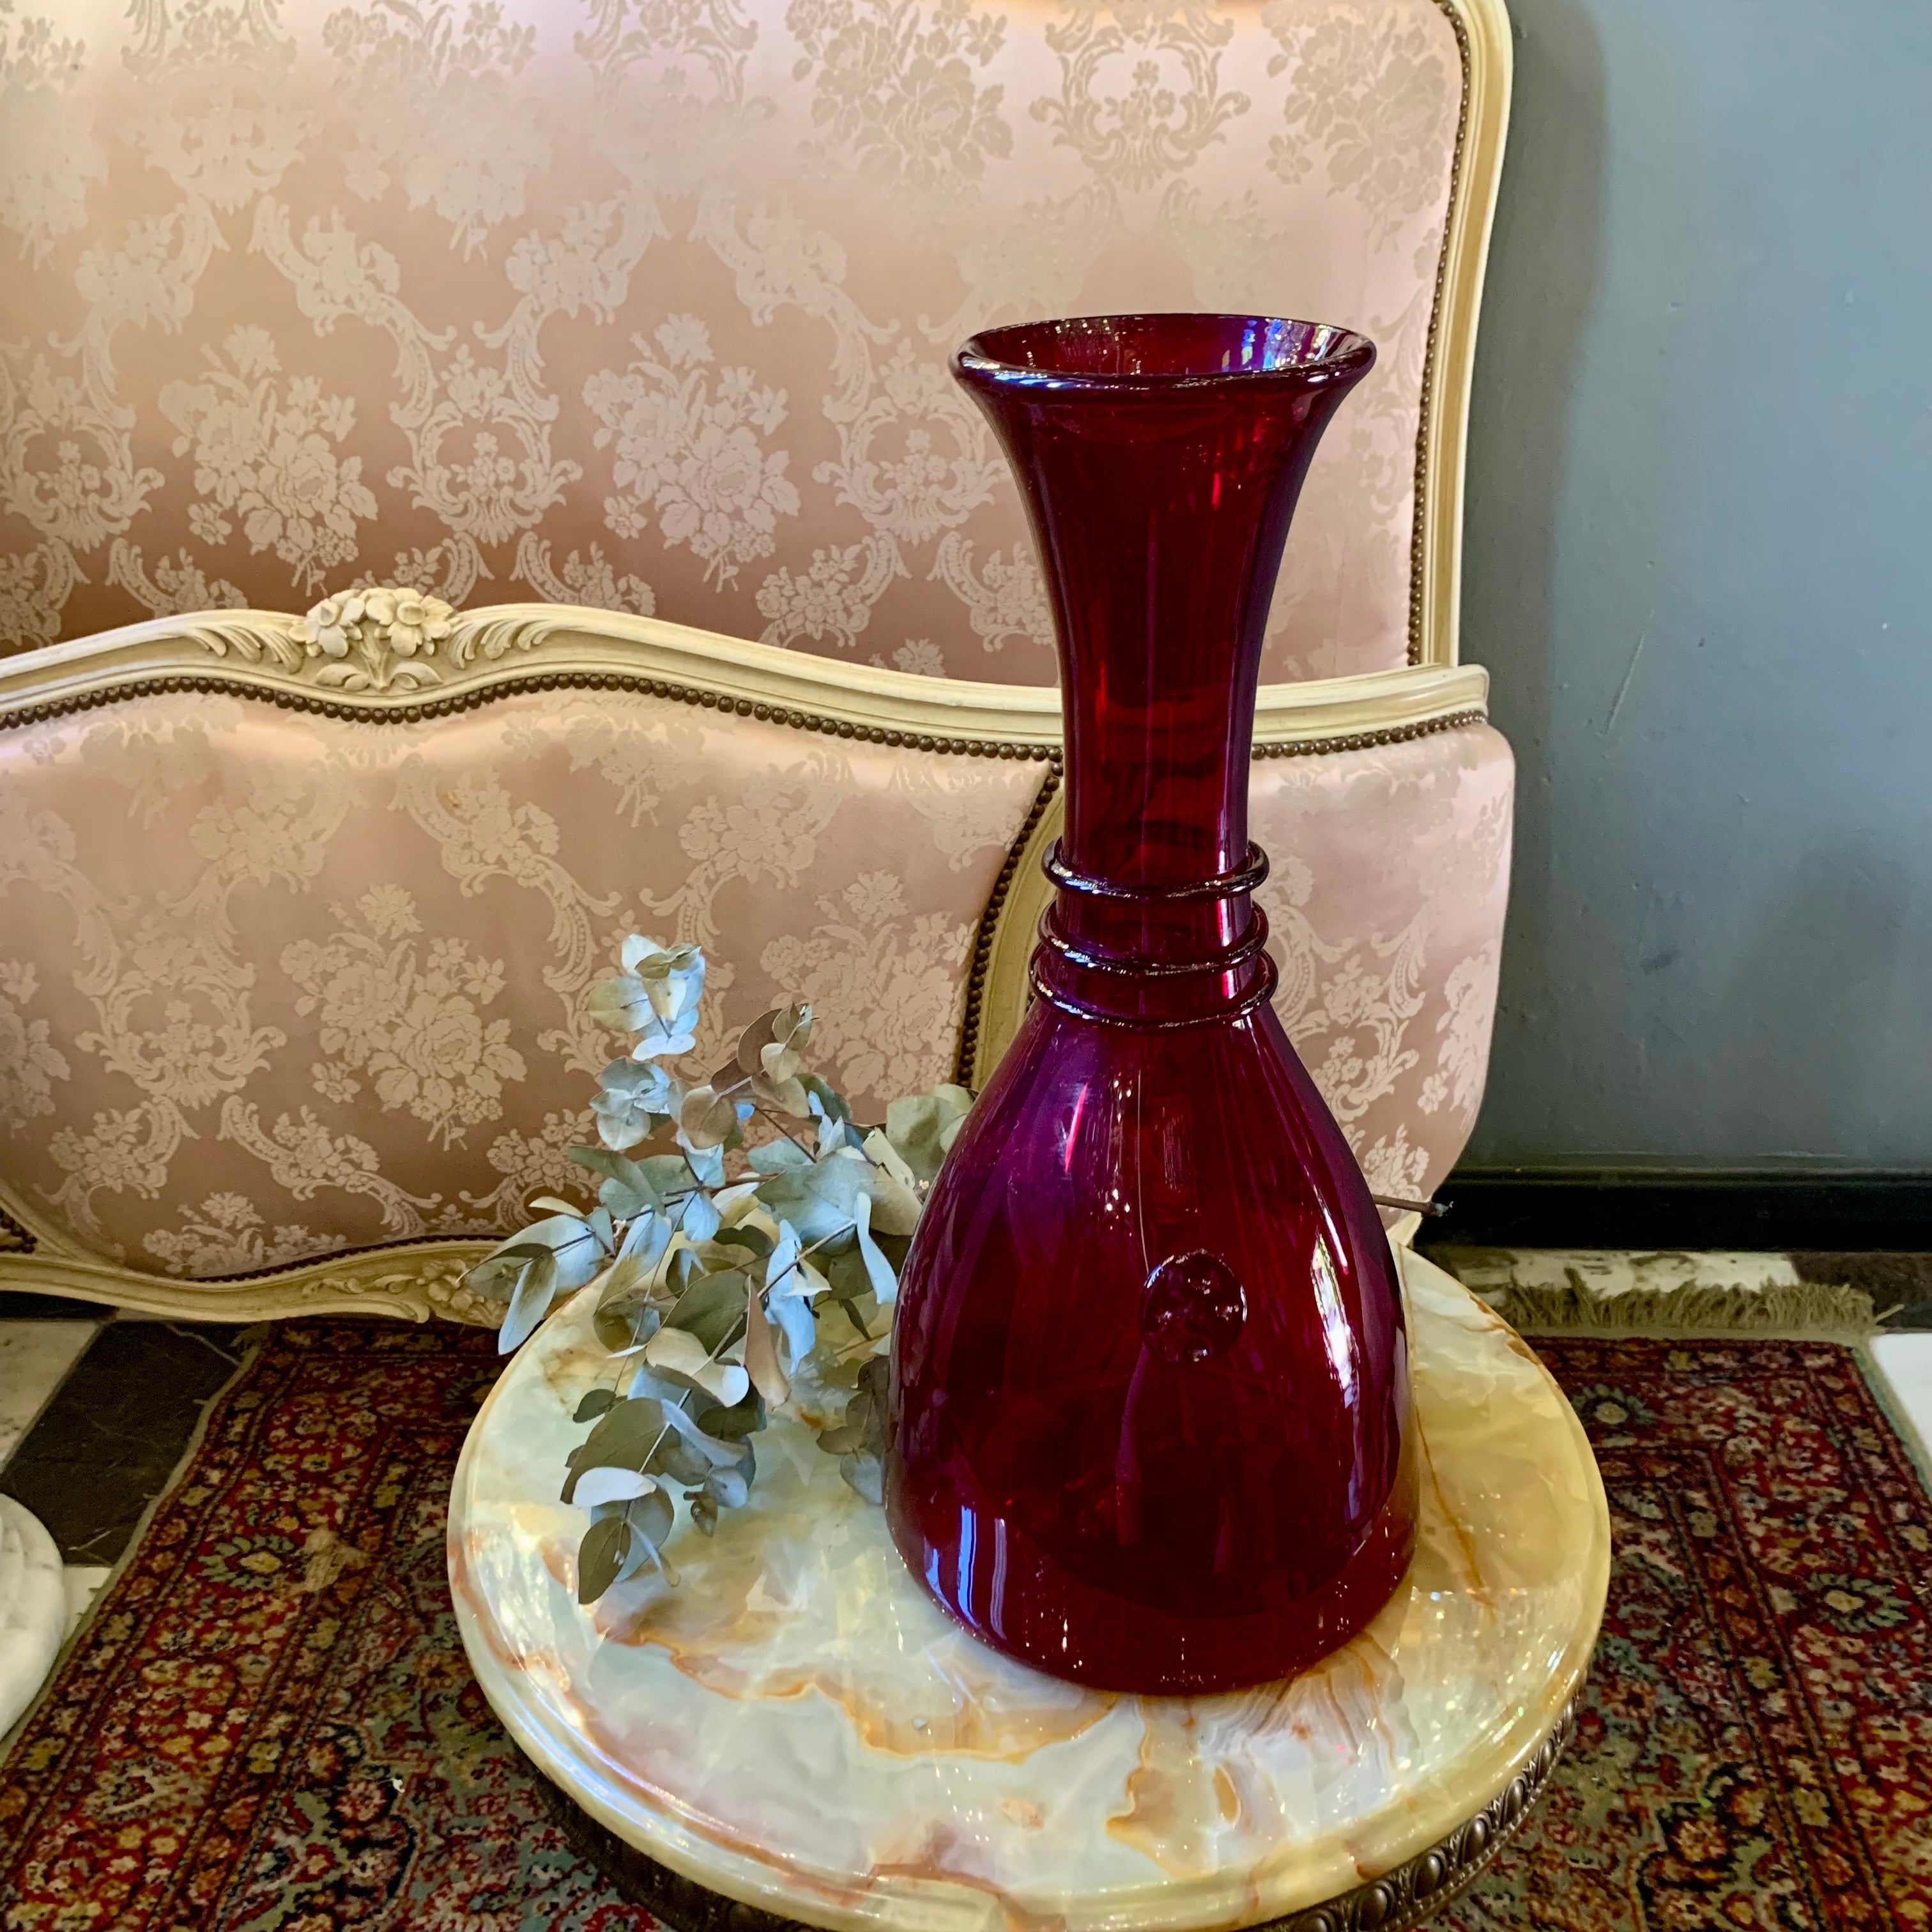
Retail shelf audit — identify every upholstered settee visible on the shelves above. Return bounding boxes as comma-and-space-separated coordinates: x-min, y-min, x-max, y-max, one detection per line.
0, 0, 1514, 1321
0, 613, 1507, 1319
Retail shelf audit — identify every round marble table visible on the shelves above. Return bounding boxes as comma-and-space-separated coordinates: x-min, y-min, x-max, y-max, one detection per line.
450, 1253, 1608, 1932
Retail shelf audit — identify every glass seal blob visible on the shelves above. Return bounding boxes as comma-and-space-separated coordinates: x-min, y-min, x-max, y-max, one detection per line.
885, 315, 1418, 1694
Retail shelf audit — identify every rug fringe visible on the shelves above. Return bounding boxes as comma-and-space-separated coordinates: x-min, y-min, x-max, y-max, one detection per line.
1475, 1271, 1878, 1338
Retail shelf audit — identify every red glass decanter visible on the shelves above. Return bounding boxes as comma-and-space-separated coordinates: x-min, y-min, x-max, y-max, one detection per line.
885, 315, 1416, 1694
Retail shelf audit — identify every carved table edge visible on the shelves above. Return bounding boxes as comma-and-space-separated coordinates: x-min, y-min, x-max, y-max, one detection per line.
527, 1689, 1581, 1932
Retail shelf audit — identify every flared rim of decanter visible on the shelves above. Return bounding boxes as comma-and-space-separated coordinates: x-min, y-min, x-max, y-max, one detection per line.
954, 312, 1376, 391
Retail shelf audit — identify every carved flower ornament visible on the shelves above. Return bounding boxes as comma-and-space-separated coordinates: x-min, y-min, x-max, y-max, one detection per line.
292, 587, 459, 690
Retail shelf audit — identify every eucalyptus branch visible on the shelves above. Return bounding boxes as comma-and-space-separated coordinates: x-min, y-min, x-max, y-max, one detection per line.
470, 934, 974, 1603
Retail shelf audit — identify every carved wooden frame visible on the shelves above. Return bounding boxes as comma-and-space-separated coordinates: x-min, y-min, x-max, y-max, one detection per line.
1414, 0, 1514, 668
0, 604, 1488, 1322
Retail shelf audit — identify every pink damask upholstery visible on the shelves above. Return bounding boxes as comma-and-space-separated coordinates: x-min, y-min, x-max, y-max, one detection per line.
0, 674, 1506, 1282
1252, 721, 1510, 1203
0, 684, 1046, 1273
1, 0, 1466, 677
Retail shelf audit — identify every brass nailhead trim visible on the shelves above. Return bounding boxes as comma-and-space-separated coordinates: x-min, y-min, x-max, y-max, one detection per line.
0, 669, 1057, 763
1403, 0, 1475, 670
1251, 707, 1487, 760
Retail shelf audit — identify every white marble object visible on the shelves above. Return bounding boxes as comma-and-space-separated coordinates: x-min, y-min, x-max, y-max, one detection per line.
450, 1254, 1609, 1932
0, 1496, 65, 1737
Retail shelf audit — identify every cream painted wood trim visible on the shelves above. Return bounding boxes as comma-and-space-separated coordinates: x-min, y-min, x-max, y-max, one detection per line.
1418, 0, 1514, 668
968, 663, 1492, 1087
0, 604, 1065, 749
0, 1241, 496, 1323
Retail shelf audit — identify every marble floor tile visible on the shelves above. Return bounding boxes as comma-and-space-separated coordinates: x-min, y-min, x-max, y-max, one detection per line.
1870, 1333, 1932, 1466
0, 1323, 100, 1465
61, 1565, 109, 1635
1, 1322, 246, 1565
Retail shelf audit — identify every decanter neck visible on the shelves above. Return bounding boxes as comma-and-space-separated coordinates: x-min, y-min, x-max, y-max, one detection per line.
953, 317, 1372, 1022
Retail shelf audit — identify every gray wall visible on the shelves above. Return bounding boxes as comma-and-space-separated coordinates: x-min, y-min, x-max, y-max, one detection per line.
1459, 0, 1932, 1171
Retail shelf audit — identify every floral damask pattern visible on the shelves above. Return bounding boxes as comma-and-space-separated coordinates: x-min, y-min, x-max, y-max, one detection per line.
760, 871, 976, 1098
0, 959, 68, 1122
282, 885, 527, 1146
144, 1190, 344, 1274
158, 327, 379, 591
0, 685, 1509, 1278
1252, 720, 1512, 1202
1263, 0, 1453, 250
0, 687, 1045, 1273
0, 0, 1464, 671
585, 317, 801, 586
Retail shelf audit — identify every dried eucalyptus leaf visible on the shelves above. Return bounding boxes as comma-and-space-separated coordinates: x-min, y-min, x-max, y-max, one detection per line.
628, 1486, 677, 1554
678, 1084, 737, 1151
562, 1396, 667, 1501
587, 974, 652, 1035
574, 1388, 618, 1423
770, 1292, 817, 1363
862, 1128, 919, 1193
664, 1268, 749, 1355
464, 1241, 540, 1306
689, 1489, 719, 1536
822, 1238, 868, 1305
570, 1147, 666, 1220
839, 1452, 884, 1505
753, 1149, 867, 1242
852, 1191, 899, 1304
735, 1008, 781, 1075
823, 1356, 890, 1458
693, 1390, 765, 1443
578, 1515, 629, 1604
884, 1085, 973, 1186
651, 1434, 710, 1488
705, 1466, 750, 1510
512, 1214, 610, 1291
574, 1466, 656, 1507
645, 1326, 751, 1408
714, 1225, 773, 1260
858, 1147, 922, 1238
590, 1057, 675, 1151
593, 1294, 661, 1356
679, 1190, 722, 1243
747, 1139, 812, 1176
799, 1073, 850, 1125
744, 1288, 789, 1404
498, 1247, 560, 1354
680, 1136, 726, 1189
752, 1069, 811, 1117
657, 1398, 751, 1470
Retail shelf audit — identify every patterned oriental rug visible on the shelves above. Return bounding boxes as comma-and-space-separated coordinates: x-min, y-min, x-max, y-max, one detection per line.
2, 1323, 1928, 1931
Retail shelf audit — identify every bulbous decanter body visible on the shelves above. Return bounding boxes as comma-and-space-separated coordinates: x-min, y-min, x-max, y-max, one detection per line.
884, 316, 1417, 1695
